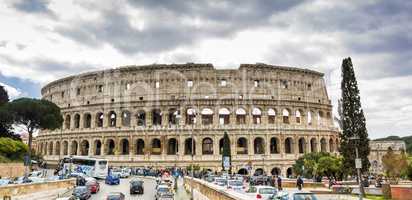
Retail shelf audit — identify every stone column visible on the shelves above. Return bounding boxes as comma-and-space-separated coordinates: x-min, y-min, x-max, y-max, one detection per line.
88, 139, 93, 156
265, 134, 271, 155
116, 110, 122, 128
196, 137, 202, 156
213, 135, 220, 156
230, 134, 236, 156
130, 110, 137, 128
180, 107, 186, 126
146, 111, 153, 127
115, 138, 121, 155
161, 109, 168, 128
248, 135, 253, 156
79, 113, 84, 129
90, 112, 96, 129
70, 115, 75, 130
103, 113, 110, 128
76, 141, 81, 155
178, 135, 185, 157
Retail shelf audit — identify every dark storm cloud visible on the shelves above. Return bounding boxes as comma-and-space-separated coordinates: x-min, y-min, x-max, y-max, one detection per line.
56, 0, 305, 54
11, 0, 54, 16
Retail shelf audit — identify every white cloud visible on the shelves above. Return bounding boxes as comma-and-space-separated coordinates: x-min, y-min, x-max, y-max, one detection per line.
0, 82, 22, 99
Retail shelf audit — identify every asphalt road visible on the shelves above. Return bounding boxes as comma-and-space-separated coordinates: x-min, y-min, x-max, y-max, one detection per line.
90, 177, 157, 200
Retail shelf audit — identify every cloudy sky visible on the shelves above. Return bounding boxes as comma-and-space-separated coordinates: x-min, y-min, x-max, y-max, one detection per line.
0, 0, 411, 139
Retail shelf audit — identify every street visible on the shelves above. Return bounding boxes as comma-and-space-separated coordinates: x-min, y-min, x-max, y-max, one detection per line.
90, 177, 156, 200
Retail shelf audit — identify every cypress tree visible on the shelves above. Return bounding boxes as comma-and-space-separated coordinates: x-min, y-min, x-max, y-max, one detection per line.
222, 131, 232, 174
339, 57, 370, 175
0, 85, 8, 106
0, 85, 18, 139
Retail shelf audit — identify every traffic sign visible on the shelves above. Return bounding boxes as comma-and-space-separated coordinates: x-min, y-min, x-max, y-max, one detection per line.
355, 158, 362, 169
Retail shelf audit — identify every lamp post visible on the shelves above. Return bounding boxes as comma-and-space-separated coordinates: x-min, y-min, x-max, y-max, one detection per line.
349, 136, 364, 200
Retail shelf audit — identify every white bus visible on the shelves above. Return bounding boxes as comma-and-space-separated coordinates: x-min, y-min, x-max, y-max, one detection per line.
60, 156, 108, 179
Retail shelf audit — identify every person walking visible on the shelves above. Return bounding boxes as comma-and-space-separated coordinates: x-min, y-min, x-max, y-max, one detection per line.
297, 176, 304, 190
277, 176, 282, 191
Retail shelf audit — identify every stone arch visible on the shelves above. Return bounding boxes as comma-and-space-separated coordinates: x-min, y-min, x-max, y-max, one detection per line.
202, 137, 213, 155
287, 167, 293, 178
63, 141, 68, 155
295, 110, 303, 124
48, 141, 53, 155
238, 168, 248, 175
310, 138, 317, 152
201, 108, 213, 125
267, 108, 276, 124
121, 111, 131, 127
108, 111, 117, 127
270, 137, 279, 154
94, 140, 102, 155
282, 108, 290, 124
237, 137, 248, 155
55, 141, 60, 155
252, 107, 262, 124
329, 138, 334, 152
151, 138, 161, 155
285, 137, 293, 154
168, 108, 180, 126
298, 138, 306, 154
184, 138, 196, 155
152, 109, 162, 126
120, 139, 129, 155
218, 108, 230, 125
106, 139, 115, 155
80, 140, 89, 156
254, 137, 265, 154
65, 114, 71, 129
235, 108, 246, 124
136, 139, 145, 155
74, 113, 80, 129
136, 110, 146, 126
254, 168, 265, 176
318, 111, 324, 125
96, 112, 104, 127
320, 138, 327, 152
167, 138, 178, 155
271, 167, 281, 176
84, 113, 92, 128
70, 141, 78, 155
186, 108, 196, 125
335, 138, 339, 151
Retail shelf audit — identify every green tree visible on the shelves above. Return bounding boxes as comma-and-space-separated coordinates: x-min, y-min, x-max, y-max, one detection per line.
382, 148, 408, 184
5, 98, 63, 165
0, 86, 20, 139
0, 137, 28, 162
339, 57, 370, 175
222, 131, 232, 173
292, 152, 343, 180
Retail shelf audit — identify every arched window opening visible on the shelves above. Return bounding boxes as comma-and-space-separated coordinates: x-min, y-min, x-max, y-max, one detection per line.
320, 138, 327, 152
285, 137, 293, 154
71, 141, 78, 155
80, 140, 89, 156
310, 138, 317, 152
218, 108, 230, 125
63, 141, 68, 155
74, 114, 80, 129
236, 108, 246, 124
254, 137, 265, 154
186, 108, 196, 125
237, 137, 248, 154
287, 168, 293, 178
84, 113, 91, 128
283, 109, 290, 124
268, 108, 276, 124
121, 139, 129, 155
271, 168, 281, 176
201, 108, 213, 125
167, 138, 178, 155
106, 139, 115, 155
329, 138, 334, 152
65, 115, 71, 129
202, 138, 214, 155
48, 142, 53, 155
109, 111, 117, 127
94, 140, 101, 155
184, 138, 195, 155
136, 139, 145, 155
252, 108, 262, 124
296, 110, 302, 124
122, 111, 131, 127
55, 141, 60, 155
96, 112, 104, 127
270, 137, 279, 154
151, 138, 161, 155
168, 108, 180, 126
152, 109, 162, 126
136, 110, 146, 126
298, 138, 305, 154
318, 111, 324, 125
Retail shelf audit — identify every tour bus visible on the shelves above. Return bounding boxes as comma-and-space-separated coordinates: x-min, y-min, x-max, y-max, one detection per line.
59, 156, 108, 179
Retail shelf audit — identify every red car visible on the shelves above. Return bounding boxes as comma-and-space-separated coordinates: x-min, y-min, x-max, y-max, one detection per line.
86, 179, 100, 193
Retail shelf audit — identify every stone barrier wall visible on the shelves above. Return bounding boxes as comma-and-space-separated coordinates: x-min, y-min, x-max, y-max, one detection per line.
0, 179, 75, 198
0, 163, 25, 178
184, 177, 249, 200
391, 185, 412, 200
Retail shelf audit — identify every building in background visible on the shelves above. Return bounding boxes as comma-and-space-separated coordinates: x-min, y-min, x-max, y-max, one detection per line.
37, 63, 339, 177
369, 140, 406, 174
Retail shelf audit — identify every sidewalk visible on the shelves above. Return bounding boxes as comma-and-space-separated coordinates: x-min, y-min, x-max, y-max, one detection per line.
175, 177, 191, 200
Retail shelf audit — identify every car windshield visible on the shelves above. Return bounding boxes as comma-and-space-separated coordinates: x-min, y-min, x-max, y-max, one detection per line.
229, 181, 243, 186
131, 181, 143, 186
158, 187, 169, 193
107, 194, 121, 200
74, 187, 86, 193
293, 193, 319, 200
259, 188, 276, 194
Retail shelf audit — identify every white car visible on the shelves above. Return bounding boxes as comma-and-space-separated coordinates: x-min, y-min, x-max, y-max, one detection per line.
213, 178, 227, 187
120, 168, 130, 178
246, 185, 277, 200
274, 190, 319, 200
227, 179, 244, 191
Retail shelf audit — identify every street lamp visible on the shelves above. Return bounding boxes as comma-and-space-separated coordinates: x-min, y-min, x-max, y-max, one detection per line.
349, 136, 364, 200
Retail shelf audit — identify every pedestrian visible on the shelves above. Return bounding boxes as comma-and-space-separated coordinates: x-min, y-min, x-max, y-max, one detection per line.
297, 175, 303, 190
277, 176, 282, 191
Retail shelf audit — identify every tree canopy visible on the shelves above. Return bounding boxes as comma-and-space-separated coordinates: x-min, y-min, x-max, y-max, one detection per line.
339, 57, 370, 175
293, 152, 343, 180
0, 86, 20, 139
0, 137, 28, 162
382, 148, 408, 183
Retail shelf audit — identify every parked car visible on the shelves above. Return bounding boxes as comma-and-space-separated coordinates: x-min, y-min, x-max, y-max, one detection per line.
106, 192, 125, 200
105, 174, 120, 185
72, 186, 91, 200
272, 190, 319, 200
227, 179, 244, 191
130, 179, 144, 194
55, 196, 78, 200
120, 168, 131, 178
0, 179, 12, 186
86, 179, 100, 193
246, 186, 277, 200
213, 177, 228, 187
157, 192, 174, 200
155, 185, 172, 200
29, 171, 43, 177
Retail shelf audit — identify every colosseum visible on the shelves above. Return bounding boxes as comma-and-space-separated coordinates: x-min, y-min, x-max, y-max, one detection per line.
37, 63, 339, 177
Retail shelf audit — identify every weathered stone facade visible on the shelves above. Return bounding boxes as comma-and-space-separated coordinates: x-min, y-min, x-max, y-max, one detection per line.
37, 63, 339, 177
369, 140, 406, 174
